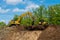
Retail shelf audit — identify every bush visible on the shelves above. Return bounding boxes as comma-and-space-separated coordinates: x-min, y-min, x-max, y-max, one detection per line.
0, 22, 6, 29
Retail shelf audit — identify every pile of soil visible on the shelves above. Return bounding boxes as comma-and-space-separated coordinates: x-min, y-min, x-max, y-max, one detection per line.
38, 25, 60, 40
0, 26, 42, 40
0, 25, 60, 40
16, 25, 48, 31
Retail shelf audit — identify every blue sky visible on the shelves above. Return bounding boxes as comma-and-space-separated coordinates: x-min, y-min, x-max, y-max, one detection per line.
0, 0, 60, 24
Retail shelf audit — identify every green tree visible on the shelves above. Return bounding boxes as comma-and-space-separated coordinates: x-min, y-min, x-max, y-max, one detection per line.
48, 4, 60, 25
13, 15, 19, 21
33, 5, 48, 25
20, 12, 32, 26
0, 22, 6, 29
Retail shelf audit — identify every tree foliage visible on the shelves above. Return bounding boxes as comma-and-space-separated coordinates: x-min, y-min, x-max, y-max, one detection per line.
33, 5, 48, 25
48, 4, 60, 25
13, 14, 19, 21
0, 22, 6, 29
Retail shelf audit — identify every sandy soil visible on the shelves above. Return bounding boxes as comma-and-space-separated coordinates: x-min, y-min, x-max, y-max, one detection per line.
0, 26, 42, 40
0, 25, 60, 40
38, 25, 60, 40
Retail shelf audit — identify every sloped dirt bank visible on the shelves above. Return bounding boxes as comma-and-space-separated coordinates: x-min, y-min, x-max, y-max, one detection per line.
0, 26, 42, 40
0, 25, 60, 40
38, 25, 60, 40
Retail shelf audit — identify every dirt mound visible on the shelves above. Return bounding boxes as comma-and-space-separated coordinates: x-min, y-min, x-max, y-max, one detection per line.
0, 25, 60, 40
38, 25, 60, 40
0, 26, 42, 40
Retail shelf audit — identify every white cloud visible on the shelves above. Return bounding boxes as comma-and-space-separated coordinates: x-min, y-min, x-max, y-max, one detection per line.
12, 8, 27, 12
40, 0, 45, 3
12, 3, 39, 12
0, 7, 10, 13
26, 3, 39, 10
4, 0, 25, 5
